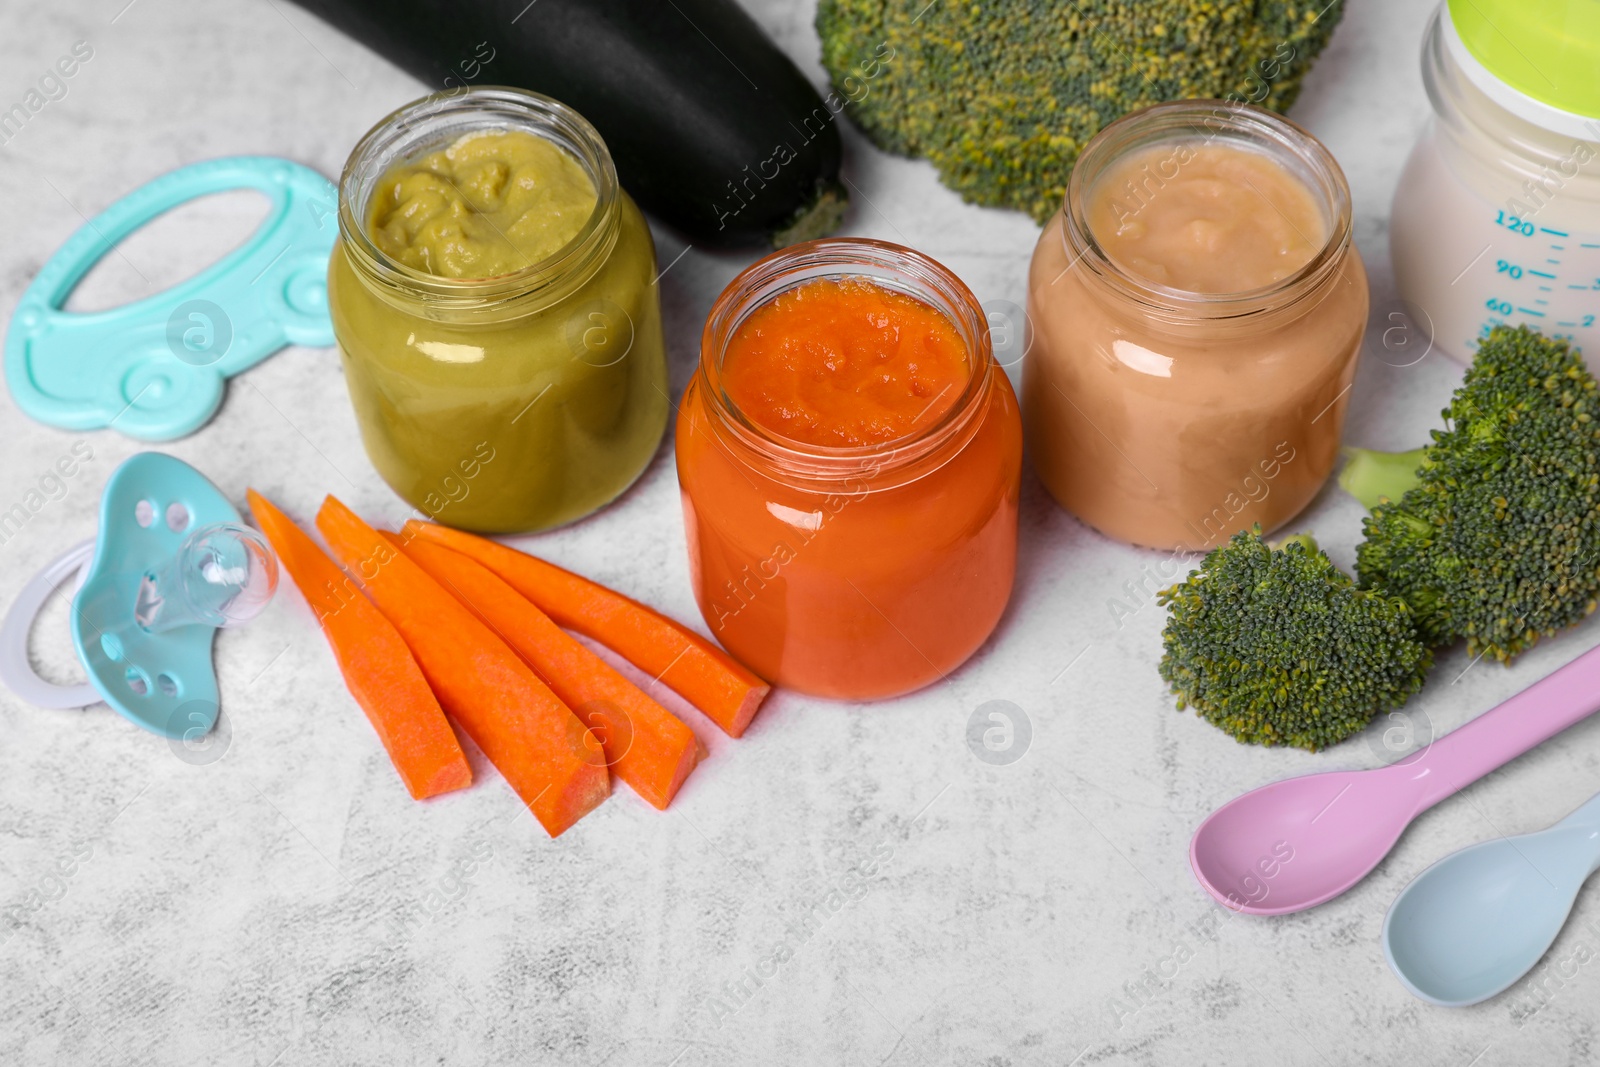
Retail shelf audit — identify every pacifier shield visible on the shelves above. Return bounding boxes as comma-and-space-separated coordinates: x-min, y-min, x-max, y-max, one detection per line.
70, 454, 246, 738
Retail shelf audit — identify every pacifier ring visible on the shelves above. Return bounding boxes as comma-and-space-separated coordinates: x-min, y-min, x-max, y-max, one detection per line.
0, 538, 100, 710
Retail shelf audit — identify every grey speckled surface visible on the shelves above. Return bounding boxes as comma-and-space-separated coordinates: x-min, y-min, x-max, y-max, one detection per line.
2, 1, 1599, 1064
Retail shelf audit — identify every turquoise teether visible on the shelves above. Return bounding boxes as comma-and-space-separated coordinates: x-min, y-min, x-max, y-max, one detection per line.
4, 157, 336, 442
0, 453, 280, 738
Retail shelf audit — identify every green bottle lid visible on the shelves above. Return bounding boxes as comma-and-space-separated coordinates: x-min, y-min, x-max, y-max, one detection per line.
1448, 0, 1600, 120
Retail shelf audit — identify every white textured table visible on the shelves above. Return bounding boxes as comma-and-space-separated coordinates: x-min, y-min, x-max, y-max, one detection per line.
3, 1, 1598, 1064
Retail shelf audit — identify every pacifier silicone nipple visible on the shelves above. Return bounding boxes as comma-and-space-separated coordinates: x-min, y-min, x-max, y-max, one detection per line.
136, 522, 278, 633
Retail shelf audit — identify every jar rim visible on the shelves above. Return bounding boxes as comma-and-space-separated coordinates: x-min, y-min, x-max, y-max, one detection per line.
1059, 100, 1354, 323
337, 86, 620, 319
696, 237, 995, 481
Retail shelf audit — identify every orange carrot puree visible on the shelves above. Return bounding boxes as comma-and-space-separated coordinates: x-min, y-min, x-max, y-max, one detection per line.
720, 277, 971, 447
677, 272, 1021, 700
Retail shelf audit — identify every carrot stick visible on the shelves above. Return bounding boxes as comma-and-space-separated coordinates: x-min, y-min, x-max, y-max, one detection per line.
402, 521, 771, 738
245, 491, 470, 801
387, 533, 700, 810
317, 497, 608, 836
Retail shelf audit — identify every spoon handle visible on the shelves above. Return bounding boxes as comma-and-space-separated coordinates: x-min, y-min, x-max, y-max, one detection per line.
1550, 792, 1600, 879
1413, 642, 1600, 812
1556, 790, 1600, 833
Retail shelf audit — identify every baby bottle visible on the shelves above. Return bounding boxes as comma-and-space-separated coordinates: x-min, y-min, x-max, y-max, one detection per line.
1390, 0, 1600, 364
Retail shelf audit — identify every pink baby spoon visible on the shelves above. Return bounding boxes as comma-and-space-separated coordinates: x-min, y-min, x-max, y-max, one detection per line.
1190, 642, 1600, 916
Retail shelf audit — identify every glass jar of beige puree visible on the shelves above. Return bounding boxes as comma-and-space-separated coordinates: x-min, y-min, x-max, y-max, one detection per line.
1024, 100, 1367, 552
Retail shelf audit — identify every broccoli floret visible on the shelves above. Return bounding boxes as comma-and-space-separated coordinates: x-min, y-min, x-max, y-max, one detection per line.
1347, 326, 1600, 662
815, 1, 1347, 224
1159, 526, 1431, 751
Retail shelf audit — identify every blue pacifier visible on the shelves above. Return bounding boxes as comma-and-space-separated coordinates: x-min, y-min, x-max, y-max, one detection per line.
0, 453, 277, 739
4, 157, 337, 442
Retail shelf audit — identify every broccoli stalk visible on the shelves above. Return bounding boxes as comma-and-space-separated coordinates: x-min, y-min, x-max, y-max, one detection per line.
1159, 526, 1431, 752
1346, 325, 1600, 661
1337, 447, 1430, 510
1269, 532, 1319, 554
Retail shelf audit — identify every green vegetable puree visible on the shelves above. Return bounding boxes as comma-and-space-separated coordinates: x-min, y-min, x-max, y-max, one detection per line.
369, 129, 598, 278
331, 128, 668, 533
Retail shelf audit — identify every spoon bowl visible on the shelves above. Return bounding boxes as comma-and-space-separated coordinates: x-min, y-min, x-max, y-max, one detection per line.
1191, 766, 1420, 915
1383, 804, 1600, 1006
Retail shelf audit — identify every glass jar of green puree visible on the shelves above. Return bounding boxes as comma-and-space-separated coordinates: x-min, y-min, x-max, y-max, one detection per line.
331, 87, 668, 532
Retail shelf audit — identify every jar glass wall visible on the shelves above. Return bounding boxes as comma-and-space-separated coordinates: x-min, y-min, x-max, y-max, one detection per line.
1024, 100, 1367, 552
330, 87, 668, 533
676, 239, 1023, 701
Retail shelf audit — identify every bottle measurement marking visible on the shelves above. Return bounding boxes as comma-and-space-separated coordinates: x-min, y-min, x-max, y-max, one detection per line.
1496, 211, 1537, 235
1474, 212, 1598, 344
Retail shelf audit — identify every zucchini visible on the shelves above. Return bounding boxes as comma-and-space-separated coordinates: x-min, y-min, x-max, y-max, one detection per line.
288, 0, 847, 248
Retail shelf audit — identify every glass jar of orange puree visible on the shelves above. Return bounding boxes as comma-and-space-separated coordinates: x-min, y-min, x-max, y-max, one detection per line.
1025, 101, 1367, 551
677, 239, 1022, 701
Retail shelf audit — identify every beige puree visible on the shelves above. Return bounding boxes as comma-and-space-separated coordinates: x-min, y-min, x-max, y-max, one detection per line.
1024, 137, 1368, 551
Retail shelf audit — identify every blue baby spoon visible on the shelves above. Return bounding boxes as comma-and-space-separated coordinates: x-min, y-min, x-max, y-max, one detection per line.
1383, 790, 1600, 1006
0, 453, 277, 739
